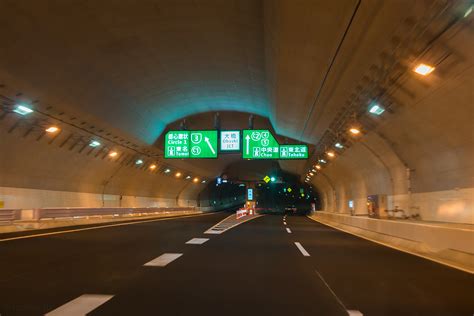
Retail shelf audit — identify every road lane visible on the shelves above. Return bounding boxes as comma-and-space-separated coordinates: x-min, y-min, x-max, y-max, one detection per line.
285, 215, 474, 316
92, 215, 347, 316
0, 212, 229, 315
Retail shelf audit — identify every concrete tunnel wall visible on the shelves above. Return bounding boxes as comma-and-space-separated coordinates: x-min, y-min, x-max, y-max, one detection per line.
0, 127, 204, 209
312, 54, 474, 224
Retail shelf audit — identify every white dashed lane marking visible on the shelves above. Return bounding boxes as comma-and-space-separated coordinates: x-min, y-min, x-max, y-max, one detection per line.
294, 242, 310, 256
186, 238, 209, 245
286, 228, 292, 234
347, 310, 363, 315
144, 253, 183, 267
45, 294, 113, 316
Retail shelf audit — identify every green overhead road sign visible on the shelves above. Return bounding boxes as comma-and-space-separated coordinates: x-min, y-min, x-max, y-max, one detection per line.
243, 129, 280, 159
280, 144, 308, 159
190, 130, 218, 158
165, 131, 190, 158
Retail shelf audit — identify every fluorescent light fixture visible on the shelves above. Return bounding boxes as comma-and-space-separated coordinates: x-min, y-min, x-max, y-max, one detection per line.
464, 5, 473, 17
316, 165, 321, 170
108, 151, 118, 157
202, 180, 207, 184
369, 103, 385, 115
413, 63, 435, 76
13, 104, 33, 115
149, 164, 157, 170
135, 159, 144, 165
326, 151, 335, 158
311, 169, 316, 172
164, 168, 171, 173
319, 159, 327, 164
89, 140, 101, 147
335, 142, 344, 149
309, 172, 314, 176
349, 128, 361, 135
185, 175, 191, 179
175, 172, 182, 178
45, 126, 60, 133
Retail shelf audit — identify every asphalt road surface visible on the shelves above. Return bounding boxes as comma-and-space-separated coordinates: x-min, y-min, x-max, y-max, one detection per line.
0, 211, 472, 315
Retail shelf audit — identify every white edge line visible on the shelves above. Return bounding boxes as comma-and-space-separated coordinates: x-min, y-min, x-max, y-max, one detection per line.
307, 215, 474, 275
294, 242, 310, 256
45, 294, 114, 316
0, 212, 216, 243
204, 214, 263, 234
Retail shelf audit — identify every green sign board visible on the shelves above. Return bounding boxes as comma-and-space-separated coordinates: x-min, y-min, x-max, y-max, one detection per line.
189, 130, 218, 158
243, 130, 280, 159
279, 144, 308, 159
165, 131, 190, 158
165, 130, 217, 158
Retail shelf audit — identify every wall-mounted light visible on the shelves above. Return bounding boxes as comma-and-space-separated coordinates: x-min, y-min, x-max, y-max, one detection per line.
326, 151, 335, 158
135, 159, 144, 165
45, 126, 60, 133
108, 151, 118, 157
89, 140, 101, 147
319, 159, 327, 164
316, 165, 322, 170
309, 172, 314, 176
369, 103, 385, 115
175, 172, 182, 178
13, 104, 34, 116
185, 175, 191, 180
149, 164, 157, 170
349, 128, 361, 135
201, 180, 207, 184
413, 63, 435, 76
193, 177, 199, 183
164, 168, 171, 173
334, 142, 344, 149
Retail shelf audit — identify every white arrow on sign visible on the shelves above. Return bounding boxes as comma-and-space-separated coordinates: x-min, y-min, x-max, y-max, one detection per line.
245, 135, 250, 155
204, 137, 216, 155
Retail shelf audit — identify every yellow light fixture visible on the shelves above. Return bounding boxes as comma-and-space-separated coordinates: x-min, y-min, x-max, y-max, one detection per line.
413, 63, 435, 76
193, 177, 199, 183
326, 151, 335, 158
316, 165, 321, 170
109, 151, 118, 157
149, 164, 157, 170
175, 172, 182, 178
45, 126, 60, 133
349, 127, 361, 135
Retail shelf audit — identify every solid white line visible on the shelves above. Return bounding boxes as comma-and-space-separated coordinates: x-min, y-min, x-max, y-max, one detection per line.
286, 228, 292, 234
0, 212, 216, 243
294, 242, 310, 256
144, 253, 183, 267
348, 310, 363, 315
45, 294, 113, 316
186, 238, 209, 245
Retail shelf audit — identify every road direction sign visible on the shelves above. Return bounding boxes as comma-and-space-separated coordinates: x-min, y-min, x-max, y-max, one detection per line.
263, 175, 271, 183
165, 131, 190, 158
220, 130, 240, 151
279, 144, 308, 159
242, 130, 280, 159
190, 130, 218, 158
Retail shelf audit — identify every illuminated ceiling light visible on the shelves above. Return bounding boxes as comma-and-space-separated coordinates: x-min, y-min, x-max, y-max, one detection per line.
270, 176, 276, 182
89, 140, 101, 147
316, 165, 322, 170
309, 172, 314, 176
464, 5, 473, 17
13, 104, 33, 115
135, 159, 143, 165
349, 128, 361, 135
164, 168, 171, 173
193, 177, 199, 183
149, 164, 157, 170
369, 103, 385, 115
108, 151, 118, 157
326, 151, 335, 158
201, 180, 207, 184
185, 175, 191, 180
175, 172, 182, 178
311, 169, 317, 172
45, 126, 60, 133
335, 142, 344, 149
319, 159, 327, 164
413, 63, 435, 76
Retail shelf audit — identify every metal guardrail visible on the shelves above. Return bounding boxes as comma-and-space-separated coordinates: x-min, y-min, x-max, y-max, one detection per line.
0, 209, 22, 222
